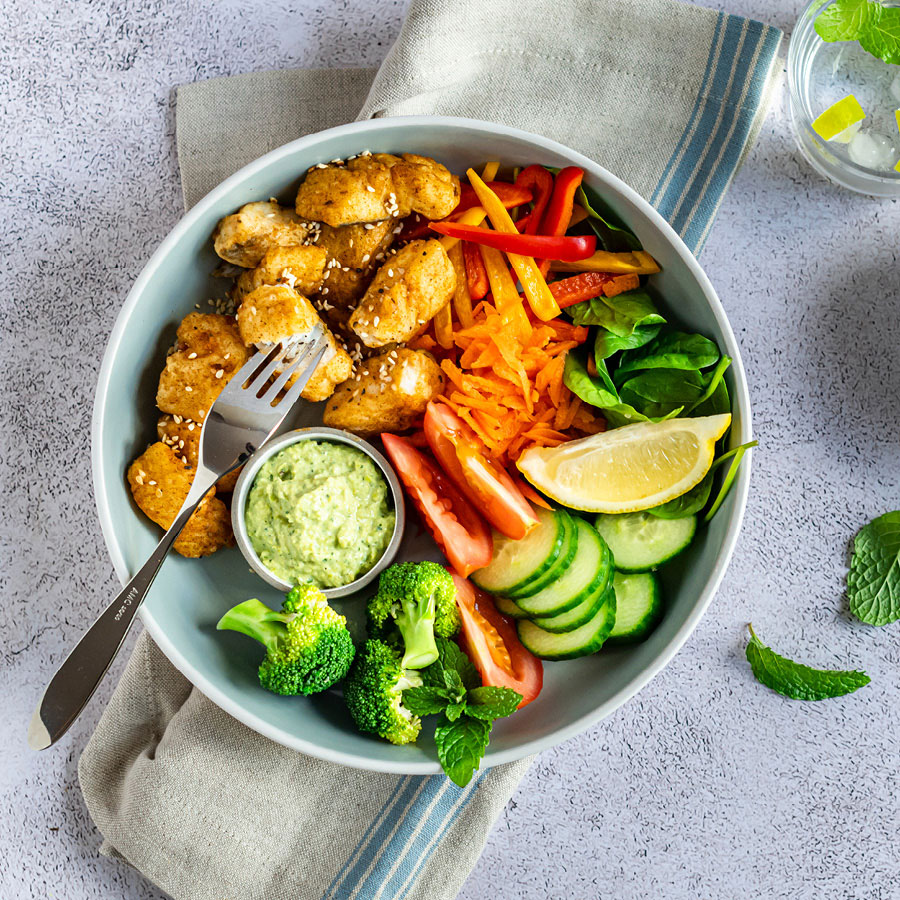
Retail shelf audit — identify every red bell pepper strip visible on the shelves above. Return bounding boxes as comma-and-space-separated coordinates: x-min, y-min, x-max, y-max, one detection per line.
536, 166, 585, 275
548, 272, 642, 308
458, 181, 532, 213
514, 165, 553, 235
430, 221, 595, 261
462, 241, 490, 300
397, 183, 532, 242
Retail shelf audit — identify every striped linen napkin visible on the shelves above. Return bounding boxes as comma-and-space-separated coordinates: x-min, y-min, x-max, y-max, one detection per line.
79, 2, 781, 899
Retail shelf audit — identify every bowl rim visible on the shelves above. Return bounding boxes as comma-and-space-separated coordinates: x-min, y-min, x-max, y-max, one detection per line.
229, 426, 406, 598
91, 114, 752, 774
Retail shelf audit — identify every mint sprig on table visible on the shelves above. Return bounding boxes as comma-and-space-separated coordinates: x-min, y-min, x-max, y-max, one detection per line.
745, 625, 870, 701
815, 0, 900, 66
403, 637, 521, 787
847, 510, 900, 625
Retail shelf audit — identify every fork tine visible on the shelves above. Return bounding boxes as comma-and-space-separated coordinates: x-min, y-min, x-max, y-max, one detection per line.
264, 331, 331, 407
225, 342, 285, 395
263, 325, 327, 399
248, 345, 292, 395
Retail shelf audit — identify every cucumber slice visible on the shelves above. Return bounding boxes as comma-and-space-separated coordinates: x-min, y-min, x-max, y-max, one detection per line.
530, 577, 610, 633
593, 511, 696, 572
494, 595, 530, 619
608, 571, 662, 643
507, 510, 577, 599
517, 587, 616, 659
471, 507, 565, 596
515, 518, 612, 616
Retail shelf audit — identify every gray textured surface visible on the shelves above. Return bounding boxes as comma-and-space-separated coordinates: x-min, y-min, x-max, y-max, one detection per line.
2, 0, 900, 898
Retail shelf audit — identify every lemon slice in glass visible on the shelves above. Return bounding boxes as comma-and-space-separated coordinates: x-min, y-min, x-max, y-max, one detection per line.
516, 414, 732, 514
811, 95, 866, 142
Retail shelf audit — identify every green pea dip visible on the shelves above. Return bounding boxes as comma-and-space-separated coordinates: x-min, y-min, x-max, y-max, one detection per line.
245, 440, 395, 588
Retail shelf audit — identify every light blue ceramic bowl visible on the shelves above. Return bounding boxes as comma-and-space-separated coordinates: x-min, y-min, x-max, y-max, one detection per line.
91, 116, 751, 773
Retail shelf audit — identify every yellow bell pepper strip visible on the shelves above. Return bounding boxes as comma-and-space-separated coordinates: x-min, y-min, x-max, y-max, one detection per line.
550, 249, 661, 275
478, 241, 532, 340
434, 303, 454, 349
437, 206, 487, 252
429, 222, 596, 260
466, 169, 562, 321
448, 243, 474, 329
481, 160, 501, 180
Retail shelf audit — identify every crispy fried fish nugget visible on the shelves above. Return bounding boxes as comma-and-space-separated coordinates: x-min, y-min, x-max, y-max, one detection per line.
156, 313, 250, 422
235, 244, 327, 299
295, 156, 396, 228
157, 414, 240, 493
236, 285, 352, 402
213, 201, 310, 268
127, 442, 232, 557
349, 240, 455, 348
323, 349, 444, 437
389, 154, 460, 221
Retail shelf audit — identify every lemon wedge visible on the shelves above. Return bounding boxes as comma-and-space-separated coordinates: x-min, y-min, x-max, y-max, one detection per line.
811, 95, 866, 141
516, 414, 732, 514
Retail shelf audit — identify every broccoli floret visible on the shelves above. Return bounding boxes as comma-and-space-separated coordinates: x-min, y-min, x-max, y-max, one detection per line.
217, 584, 355, 695
366, 561, 461, 669
344, 639, 423, 745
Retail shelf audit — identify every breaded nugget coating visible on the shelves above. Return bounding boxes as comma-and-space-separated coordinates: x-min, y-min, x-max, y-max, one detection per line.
349, 240, 455, 348
157, 313, 250, 422
213, 201, 310, 268
127, 442, 232, 557
235, 244, 327, 299
295, 156, 395, 228
295, 154, 459, 227
389, 154, 460, 221
323, 349, 444, 437
236, 284, 352, 403
157, 414, 240, 493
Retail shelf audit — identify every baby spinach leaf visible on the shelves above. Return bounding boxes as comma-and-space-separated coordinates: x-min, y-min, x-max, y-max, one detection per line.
847, 510, 900, 625
684, 355, 732, 415
616, 331, 721, 376
567, 289, 666, 335
619, 369, 707, 418
434, 714, 492, 787
594, 323, 661, 363
746, 625, 870, 701
576, 184, 643, 252
649, 471, 714, 519
563, 353, 653, 427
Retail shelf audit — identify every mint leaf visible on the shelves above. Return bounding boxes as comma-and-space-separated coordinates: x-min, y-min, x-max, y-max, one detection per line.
746, 625, 870, 701
444, 702, 467, 722
434, 636, 480, 690
434, 714, 491, 787
858, 6, 900, 64
466, 685, 522, 720
815, 0, 880, 42
848, 510, 900, 625
402, 686, 452, 716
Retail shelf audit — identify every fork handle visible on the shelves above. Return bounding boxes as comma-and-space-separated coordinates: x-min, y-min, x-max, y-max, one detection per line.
27, 474, 217, 750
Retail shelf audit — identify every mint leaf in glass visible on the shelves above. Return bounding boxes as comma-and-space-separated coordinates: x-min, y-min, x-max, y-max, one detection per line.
858, 6, 900, 64
746, 625, 870, 701
815, 0, 881, 42
848, 510, 900, 625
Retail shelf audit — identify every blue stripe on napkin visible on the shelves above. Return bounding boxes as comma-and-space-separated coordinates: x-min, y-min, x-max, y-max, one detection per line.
651, 12, 782, 254
326, 772, 489, 900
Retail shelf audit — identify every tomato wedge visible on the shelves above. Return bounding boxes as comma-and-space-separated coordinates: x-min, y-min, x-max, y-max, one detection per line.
381, 434, 492, 577
452, 573, 542, 708
424, 402, 538, 540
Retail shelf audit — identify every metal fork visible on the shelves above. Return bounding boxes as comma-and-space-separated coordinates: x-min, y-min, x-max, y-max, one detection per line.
27, 325, 330, 750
